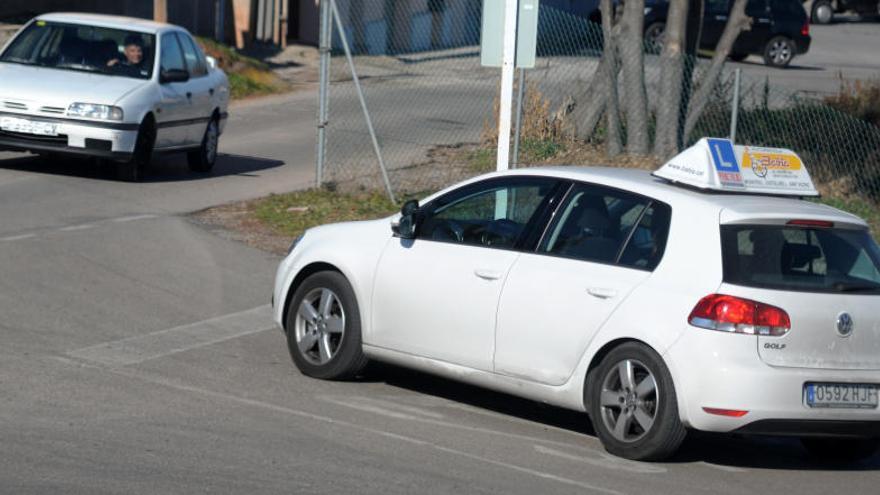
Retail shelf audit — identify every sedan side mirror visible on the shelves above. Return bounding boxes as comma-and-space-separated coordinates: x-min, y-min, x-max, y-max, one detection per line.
392, 199, 420, 239
160, 68, 190, 84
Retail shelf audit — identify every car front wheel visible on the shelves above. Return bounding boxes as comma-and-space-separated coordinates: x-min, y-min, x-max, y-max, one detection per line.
116, 118, 155, 182
285, 271, 368, 380
588, 342, 686, 461
763, 36, 796, 68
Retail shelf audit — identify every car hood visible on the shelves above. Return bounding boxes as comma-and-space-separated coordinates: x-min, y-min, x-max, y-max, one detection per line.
0, 62, 148, 109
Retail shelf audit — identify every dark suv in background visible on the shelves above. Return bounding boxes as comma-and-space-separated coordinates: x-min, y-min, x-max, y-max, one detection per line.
808, 0, 880, 24
644, 0, 811, 67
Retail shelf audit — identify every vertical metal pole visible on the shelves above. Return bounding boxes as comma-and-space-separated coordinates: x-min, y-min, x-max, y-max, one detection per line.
316, 0, 332, 188
729, 68, 741, 143
512, 67, 526, 168
215, 0, 225, 42
496, 0, 519, 172
330, 0, 397, 204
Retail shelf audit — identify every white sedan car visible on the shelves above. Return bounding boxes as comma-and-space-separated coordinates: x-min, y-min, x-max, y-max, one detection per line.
0, 13, 229, 181
272, 139, 880, 461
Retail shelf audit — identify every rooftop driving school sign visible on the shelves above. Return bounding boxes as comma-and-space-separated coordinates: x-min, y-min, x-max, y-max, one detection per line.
653, 138, 820, 197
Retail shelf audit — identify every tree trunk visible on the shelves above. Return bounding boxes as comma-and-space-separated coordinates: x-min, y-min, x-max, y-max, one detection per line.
600, 0, 622, 157
618, 0, 650, 154
683, 0, 751, 141
560, 58, 608, 141
654, 0, 690, 158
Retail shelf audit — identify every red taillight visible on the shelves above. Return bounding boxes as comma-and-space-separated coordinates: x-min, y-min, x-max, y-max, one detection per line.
801, 22, 809, 37
787, 219, 833, 228
689, 294, 790, 336
703, 407, 749, 418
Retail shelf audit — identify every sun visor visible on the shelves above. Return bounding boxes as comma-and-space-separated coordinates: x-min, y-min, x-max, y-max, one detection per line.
653, 138, 819, 197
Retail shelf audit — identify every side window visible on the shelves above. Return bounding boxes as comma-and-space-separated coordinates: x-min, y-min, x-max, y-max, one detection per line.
418, 179, 556, 249
618, 202, 672, 270
177, 33, 207, 77
160, 32, 186, 74
541, 184, 649, 264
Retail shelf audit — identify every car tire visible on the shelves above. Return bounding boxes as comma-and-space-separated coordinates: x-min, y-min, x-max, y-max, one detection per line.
644, 22, 665, 54
728, 52, 749, 62
763, 36, 796, 68
285, 271, 369, 381
588, 342, 686, 461
801, 437, 880, 462
811, 0, 834, 24
116, 118, 155, 182
187, 116, 219, 173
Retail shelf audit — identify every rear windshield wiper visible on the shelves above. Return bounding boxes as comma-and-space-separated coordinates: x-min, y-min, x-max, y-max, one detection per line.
832, 282, 880, 293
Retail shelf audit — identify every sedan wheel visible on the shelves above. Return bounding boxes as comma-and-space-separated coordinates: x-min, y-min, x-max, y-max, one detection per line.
295, 287, 346, 365
285, 271, 368, 380
811, 1, 834, 24
589, 342, 686, 460
644, 22, 665, 55
187, 118, 219, 173
763, 36, 795, 68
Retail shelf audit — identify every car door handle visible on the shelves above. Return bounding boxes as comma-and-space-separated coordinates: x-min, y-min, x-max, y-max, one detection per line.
587, 287, 618, 299
474, 269, 503, 281
715, 15, 727, 20
209, 88, 215, 96
186, 92, 193, 99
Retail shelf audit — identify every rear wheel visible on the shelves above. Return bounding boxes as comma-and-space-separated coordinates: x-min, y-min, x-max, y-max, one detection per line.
285, 271, 368, 380
588, 342, 686, 461
116, 118, 155, 182
644, 22, 665, 54
763, 36, 796, 68
187, 117, 219, 173
811, 0, 834, 24
801, 437, 880, 462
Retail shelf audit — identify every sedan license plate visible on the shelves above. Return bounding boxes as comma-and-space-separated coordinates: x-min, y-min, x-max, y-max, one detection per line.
806, 383, 879, 409
0, 116, 59, 137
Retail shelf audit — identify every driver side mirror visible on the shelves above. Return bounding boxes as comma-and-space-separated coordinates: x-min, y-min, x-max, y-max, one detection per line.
392, 199, 420, 239
160, 68, 190, 84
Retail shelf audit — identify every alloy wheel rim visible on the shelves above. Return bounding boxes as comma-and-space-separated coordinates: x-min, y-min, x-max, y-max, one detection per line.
770, 41, 791, 65
815, 5, 832, 24
646, 26, 664, 53
206, 121, 219, 163
294, 288, 345, 365
600, 359, 659, 443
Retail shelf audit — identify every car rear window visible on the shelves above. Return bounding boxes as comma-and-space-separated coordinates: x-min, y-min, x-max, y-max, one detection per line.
721, 225, 880, 294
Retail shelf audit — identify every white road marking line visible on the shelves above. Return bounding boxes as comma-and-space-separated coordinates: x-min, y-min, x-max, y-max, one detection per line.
52, 359, 625, 495
0, 233, 36, 242
319, 395, 595, 452
347, 396, 447, 419
112, 214, 158, 223
58, 224, 96, 232
535, 445, 668, 474
696, 461, 747, 473
67, 305, 275, 367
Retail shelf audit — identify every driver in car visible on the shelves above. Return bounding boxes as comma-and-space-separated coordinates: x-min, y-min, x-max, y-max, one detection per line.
106, 35, 145, 77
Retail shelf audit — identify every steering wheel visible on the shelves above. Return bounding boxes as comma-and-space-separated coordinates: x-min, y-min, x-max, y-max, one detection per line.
440, 220, 465, 243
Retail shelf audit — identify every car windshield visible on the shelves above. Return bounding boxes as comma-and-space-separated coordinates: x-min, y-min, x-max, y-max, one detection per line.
721, 224, 880, 294
0, 21, 155, 80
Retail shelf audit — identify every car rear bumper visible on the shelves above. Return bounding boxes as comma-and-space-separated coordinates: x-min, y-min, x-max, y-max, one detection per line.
0, 112, 138, 161
794, 35, 811, 55
665, 329, 880, 436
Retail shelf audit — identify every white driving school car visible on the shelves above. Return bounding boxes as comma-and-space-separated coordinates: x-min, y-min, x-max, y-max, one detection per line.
0, 13, 229, 181
272, 138, 880, 461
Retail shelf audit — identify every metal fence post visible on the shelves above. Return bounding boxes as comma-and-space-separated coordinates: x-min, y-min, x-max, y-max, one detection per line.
729, 68, 741, 143
512, 68, 526, 168
316, 0, 332, 188
330, 0, 397, 204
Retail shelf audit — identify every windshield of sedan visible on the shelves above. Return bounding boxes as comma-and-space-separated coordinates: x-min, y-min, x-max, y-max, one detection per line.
0, 21, 156, 80
721, 225, 880, 294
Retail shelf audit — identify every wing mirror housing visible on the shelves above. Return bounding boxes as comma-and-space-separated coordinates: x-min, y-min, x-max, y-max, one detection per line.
391, 199, 420, 239
160, 68, 190, 84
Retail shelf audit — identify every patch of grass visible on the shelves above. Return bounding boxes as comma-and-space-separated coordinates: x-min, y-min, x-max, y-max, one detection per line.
467, 147, 496, 173
253, 189, 399, 238
521, 138, 564, 161
196, 37, 288, 99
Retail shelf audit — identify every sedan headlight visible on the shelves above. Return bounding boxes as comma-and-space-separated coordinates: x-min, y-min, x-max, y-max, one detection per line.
67, 103, 124, 121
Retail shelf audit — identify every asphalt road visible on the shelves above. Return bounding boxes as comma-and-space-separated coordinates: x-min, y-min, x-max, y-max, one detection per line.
2, 88, 880, 493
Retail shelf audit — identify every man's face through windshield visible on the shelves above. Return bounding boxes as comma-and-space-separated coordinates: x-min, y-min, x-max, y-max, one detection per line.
123, 43, 143, 65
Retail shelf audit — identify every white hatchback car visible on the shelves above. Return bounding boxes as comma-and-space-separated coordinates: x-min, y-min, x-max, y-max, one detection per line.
272, 139, 880, 461
0, 13, 229, 181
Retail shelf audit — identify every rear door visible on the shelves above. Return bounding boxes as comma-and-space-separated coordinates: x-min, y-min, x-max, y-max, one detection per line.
719, 222, 880, 370
494, 184, 673, 385
176, 32, 214, 145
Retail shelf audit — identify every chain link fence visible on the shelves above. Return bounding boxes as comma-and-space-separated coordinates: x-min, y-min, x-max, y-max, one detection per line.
318, 0, 880, 229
